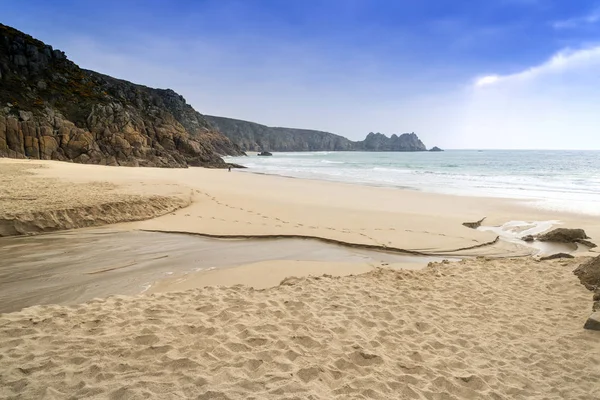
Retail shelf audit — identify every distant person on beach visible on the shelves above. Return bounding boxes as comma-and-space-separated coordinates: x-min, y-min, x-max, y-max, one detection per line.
228, 166, 231, 172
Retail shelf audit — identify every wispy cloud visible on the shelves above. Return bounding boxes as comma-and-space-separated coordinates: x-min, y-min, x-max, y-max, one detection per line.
552, 8, 600, 29
473, 45, 600, 87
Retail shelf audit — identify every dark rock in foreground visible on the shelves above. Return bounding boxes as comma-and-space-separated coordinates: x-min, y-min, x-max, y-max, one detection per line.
521, 235, 535, 242
539, 253, 574, 261
0, 23, 243, 168
537, 228, 589, 243
584, 312, 600, 331
573, 255, 600, 330
429, 146, 443, 152
573, 255, 600, 291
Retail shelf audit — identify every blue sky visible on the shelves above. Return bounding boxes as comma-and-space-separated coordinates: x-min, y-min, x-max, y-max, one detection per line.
3, 0, 600, 149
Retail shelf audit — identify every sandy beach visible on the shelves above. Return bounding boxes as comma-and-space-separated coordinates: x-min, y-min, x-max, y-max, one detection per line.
1, 159, 599, 399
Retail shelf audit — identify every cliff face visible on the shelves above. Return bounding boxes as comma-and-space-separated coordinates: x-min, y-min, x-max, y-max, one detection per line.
207, 116, 428, 152
0, 24, 244, 168
205, 116, 354, 152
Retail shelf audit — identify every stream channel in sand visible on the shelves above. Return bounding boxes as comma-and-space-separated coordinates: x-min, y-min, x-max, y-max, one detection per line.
0, 220, 578, 313
0, 228, 454, 313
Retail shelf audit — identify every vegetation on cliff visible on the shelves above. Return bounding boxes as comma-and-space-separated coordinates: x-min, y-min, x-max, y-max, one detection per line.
0, 24, 244, 167
206, 115, 430, 152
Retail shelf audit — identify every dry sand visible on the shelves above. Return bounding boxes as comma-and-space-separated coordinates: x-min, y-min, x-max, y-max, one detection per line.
0, 160, 190, 236
1, 158, 600, 399
2, 258, 599, 399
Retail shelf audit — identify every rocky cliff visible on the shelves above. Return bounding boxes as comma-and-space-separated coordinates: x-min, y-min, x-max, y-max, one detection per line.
205, 116, 355, 152
0, 24, 244, 168
207, 115, 429, 152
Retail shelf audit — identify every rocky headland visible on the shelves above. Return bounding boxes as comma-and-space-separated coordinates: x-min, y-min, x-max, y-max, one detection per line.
206, 115, 435, 152
0, 24, 244, 168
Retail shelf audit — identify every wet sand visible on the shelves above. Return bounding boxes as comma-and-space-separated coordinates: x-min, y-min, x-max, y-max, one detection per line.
0, 228, 448, 313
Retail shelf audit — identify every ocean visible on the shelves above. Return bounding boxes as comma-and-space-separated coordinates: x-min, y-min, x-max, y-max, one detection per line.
225, 150, 600, 216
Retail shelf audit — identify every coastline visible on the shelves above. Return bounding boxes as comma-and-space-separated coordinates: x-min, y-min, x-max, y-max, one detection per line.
225, 150, 600, 217
3, 158, 599, 254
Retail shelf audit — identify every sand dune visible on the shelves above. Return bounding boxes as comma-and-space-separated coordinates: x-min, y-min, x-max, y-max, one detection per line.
1, 257, 599, 399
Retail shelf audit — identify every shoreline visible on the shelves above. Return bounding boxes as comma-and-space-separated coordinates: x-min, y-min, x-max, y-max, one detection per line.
2, 158, 598, 255
226, 151, 600, 218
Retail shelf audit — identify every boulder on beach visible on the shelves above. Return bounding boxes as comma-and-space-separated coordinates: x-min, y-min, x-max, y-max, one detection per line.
537, 228, 589, 243
584, 312, 600, 331
573, 256, 600, 331
521, 235, 535, 242
573, 255, 600, 291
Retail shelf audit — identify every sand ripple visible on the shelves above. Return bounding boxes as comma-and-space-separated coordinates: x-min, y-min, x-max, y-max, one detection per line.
1, 257, 599, 399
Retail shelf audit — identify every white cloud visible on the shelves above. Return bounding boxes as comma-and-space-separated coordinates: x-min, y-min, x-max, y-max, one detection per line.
460, 45, 600, 149
473, 46, 600, 87
552, 9, 600, 29
474, 75, 500, 87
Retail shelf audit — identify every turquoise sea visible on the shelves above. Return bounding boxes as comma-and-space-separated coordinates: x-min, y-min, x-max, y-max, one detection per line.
225, 150, 600, 216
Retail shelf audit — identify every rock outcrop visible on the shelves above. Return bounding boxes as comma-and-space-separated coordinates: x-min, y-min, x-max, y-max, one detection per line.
356, 132, 426, 151
536, 228, 591, 244
430, 146, 443, 152
584, 312, 600, 331
0, 24, 244, 168
574, 256, 600, 291
573, 256, 600, 331
206, 115, 430, 152
537, 228, 589, 243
